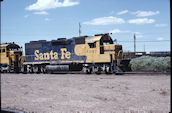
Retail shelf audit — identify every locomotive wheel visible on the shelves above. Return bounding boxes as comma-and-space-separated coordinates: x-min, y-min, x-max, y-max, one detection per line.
86, 68, 92, 74
27, 65, 33, 73
94, 67, 101, 74
41, 65, 46, 73
33, 66, 39, 73
105, 66, 112, 74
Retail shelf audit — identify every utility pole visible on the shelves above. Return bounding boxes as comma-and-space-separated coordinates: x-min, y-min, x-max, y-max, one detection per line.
134, 33, 136, 53
79, 22, 81, 36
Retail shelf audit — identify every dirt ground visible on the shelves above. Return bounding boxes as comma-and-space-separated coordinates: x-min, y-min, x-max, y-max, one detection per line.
1, 73, 170, 113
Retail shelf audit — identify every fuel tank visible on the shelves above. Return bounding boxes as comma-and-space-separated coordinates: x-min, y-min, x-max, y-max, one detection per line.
45, 63, 83, 71
45, 65, 69, 71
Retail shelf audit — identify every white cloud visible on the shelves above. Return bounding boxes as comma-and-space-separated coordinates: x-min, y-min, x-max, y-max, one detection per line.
134, 32, 143, 38
110, 29, 130, 34
128, 18, 155, 24
83, 16, 125, 25
117, 10, 128, 15
155, 24, 167, 27
157, 37, 164, 41
33, 11, 48, 15
24, 15, 29, 18
26, 0, 79, 11
132, 10, 160, 17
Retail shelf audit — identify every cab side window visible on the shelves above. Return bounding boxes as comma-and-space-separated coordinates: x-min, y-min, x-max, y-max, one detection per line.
88, 42, 96, 48
2, 49, 5, 52
1, 49, 5, 53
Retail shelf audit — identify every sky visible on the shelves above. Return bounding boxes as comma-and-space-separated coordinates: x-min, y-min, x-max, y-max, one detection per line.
1, 0, 170, 53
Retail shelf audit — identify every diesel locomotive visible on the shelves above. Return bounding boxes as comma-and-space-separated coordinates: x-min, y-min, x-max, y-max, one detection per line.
0, 33, 129, 74
0, 43, 22, 72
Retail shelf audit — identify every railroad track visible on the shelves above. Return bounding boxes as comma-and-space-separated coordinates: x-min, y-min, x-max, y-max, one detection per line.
1, 71, 170, 75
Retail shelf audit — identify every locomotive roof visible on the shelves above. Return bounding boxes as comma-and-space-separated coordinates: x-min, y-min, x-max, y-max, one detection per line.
0, 44, 9, 47
26, 33, 113, 45
0, 43, 20, 49
86, 34, 113, 43
85, 35, 102, 43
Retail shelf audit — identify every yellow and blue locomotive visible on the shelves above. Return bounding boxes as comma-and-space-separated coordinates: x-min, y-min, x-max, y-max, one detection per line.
0, 43, 22, 72
22, 33, 126, 74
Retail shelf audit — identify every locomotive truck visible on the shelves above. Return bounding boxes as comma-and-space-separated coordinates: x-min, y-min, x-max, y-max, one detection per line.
0, 33, 130, 74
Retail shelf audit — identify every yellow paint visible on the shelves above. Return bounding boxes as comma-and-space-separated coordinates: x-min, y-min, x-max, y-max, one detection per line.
54, 52, 58, 59
104, 45, 115, 50
0, 43, 22, 70
60, 48, 71, 59
75, 41, 111, 63
39, 53, 44, 60
74, 44, 86, 56
44, 53, 50, 60
34, 48, 71, 60
23, 60, 85, 65
74, 35, 123, 64
34, 50, 39, 60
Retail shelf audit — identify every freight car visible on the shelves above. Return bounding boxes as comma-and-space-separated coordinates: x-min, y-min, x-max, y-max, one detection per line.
0, 43, 22, 72
22, 33, 127, 74
148, 51, 170, 57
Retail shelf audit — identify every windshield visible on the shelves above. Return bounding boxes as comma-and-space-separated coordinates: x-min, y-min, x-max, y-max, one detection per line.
103, 42, 112, 45
7, 48, 22, 51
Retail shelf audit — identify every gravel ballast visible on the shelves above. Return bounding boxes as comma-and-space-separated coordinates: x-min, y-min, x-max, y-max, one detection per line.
1, 73, 170, 113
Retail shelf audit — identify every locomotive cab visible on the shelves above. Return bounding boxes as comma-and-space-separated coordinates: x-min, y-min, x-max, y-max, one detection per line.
99, 34, 123, 60
94, 34, 123, 72
75, 33, 124, 73
0, 43, 22, 72
85, 33, 123, 58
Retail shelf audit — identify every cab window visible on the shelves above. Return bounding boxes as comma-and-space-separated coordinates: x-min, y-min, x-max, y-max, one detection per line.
103, 42, 111, 45
9, 48, 18, 51
1, 49, 5, 53
88, 42, 96, 48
